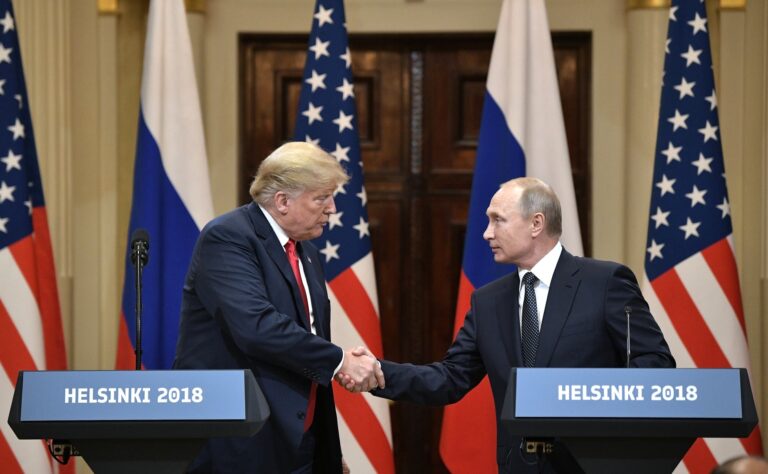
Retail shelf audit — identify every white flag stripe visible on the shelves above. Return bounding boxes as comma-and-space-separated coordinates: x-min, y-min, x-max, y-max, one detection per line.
705, 437, 747, 465
672, 460, 690, 474
328, 288, 393, 443
676, 254, 751, 367
0, 365, 51, 473
350, 254, 380, 316
336, 407, 376, 473
486, 0, 583, 256
140, 0, 213, 230
642, 276, 695, 368
0, 249, 45, 370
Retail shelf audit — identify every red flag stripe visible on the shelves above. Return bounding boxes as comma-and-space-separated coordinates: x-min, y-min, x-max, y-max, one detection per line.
0, 419, 23, 474
684, 438, 719, 473
333, 385, 394, 474
700, 240, 746, 333
740, 426, 764, 455
0, 301, 39, 382
651, 270, 730, 367
328, 269, 383, 357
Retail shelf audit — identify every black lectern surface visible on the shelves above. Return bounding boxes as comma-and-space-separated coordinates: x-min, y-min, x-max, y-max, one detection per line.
501, 368, 757, 474
8, 370, 270, 474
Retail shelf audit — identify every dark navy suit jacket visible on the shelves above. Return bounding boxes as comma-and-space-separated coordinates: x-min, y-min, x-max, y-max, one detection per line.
374, 249, 675, 473
174, 202, 343, 473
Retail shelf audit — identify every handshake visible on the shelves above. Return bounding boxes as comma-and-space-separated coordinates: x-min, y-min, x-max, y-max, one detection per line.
335, 346, 384, 393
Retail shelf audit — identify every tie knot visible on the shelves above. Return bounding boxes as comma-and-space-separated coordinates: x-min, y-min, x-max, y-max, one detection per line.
522, 272, 538, 286
285, 239, 297, 253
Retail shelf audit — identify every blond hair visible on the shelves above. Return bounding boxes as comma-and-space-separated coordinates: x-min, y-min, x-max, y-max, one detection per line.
249, 142, 349, 205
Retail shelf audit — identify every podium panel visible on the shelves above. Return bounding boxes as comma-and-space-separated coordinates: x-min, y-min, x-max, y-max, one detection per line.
501, 368, 758, 474
8, 370, 270, 473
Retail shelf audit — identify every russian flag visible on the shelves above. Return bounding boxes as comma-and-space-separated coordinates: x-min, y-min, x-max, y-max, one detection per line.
438, 0, 583, 471
116, 0, 214, 370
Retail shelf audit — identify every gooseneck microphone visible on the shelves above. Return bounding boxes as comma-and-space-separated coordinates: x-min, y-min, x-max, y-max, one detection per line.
130, 228, 150, 370
624, 305, 632, 368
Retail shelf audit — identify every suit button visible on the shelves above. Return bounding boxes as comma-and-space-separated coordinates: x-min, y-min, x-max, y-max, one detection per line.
297, 411, 305, 420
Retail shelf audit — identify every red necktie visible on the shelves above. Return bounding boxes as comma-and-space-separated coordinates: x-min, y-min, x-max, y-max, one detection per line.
285, 239, 317, 431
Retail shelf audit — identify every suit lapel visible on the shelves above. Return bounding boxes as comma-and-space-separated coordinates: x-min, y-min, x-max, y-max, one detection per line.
536, 250, 580, 367
298, 243, 328, 338
248, 203, 312, 331
496, 273, 523, 367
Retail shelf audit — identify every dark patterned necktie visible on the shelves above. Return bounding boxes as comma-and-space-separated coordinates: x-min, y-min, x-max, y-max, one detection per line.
521, 272, 539, 367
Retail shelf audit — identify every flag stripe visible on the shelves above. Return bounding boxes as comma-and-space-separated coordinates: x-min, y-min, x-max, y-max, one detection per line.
0, 368, 49, 474
333, 385, 395, 474
0, 424, 24, 474
0, 301, 38, 379
0, 248, 45, 370
676, 251, 749, 367
700, 239, 745, 332
642, 277, 696, 368
328, 269, 382, 356
335, 410, 375, 472
684, 438, 718, 473
651, 270, 730, 367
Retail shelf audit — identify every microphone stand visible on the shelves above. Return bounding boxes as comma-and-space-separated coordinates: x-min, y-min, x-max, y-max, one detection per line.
131, 239, 148, 370
624, 306, 632, 368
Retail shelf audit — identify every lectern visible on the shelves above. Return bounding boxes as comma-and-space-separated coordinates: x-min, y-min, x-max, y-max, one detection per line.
501, 368, 758, 474
8, 370, 270, 473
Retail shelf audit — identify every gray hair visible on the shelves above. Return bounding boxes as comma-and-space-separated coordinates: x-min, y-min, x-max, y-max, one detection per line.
249, 141, 349, 205
503, 177, 562, 237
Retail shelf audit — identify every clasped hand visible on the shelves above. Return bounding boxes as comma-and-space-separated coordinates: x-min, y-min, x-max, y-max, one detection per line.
335, 346, 384, 393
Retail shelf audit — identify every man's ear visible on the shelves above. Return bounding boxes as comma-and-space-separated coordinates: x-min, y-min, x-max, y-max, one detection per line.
531, 212, 545, 237
274, 191, 290, 214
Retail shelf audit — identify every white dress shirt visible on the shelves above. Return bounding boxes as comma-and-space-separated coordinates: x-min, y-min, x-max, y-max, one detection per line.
517, 242, 563, 332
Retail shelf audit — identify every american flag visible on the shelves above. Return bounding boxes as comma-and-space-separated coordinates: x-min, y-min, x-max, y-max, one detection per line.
294, 1, 394, 472
0, 1, 71, 472
642, 0, 763, 471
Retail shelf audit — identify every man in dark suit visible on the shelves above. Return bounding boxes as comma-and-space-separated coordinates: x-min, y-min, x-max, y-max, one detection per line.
341, 177, 675, 473
174, 141, 383, 473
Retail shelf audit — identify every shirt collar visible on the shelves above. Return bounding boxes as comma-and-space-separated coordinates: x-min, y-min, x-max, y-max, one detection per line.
518, 241, 563, 289
259, 204, 290, 248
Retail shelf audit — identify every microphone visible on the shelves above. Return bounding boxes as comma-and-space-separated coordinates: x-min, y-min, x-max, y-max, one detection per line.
130, 228, 150, 370
130, 228, 150, 266
624, 305, 632, 368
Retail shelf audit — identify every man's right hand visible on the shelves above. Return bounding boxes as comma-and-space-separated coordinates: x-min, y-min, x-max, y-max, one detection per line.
337, 346, 384, 392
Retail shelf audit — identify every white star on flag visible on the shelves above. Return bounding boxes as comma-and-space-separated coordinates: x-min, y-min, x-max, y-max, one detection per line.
651, 207, 670, 228
302, 102, 323, 124
306, 69, 327, 92
647, 239, 664, 261
674, 77, 695, 99
716, 197, 730, 218
0, 216, 7, 233
332, 110, 353, 132
7, 117, 24, 139
705, 90, 717, 110
352, 216, 369, 238
681, 45, 702, 67
1, 149, 21, 171
685, 184, 707, 207
698, 120, 718, 142
668, 109, 689, 131
328, 211, 343, 229
656, 174, 676, 196
687, 12, 707, 35
319, 240, 340, 262
661, 141, 682, 163
331, 143, 350, 162
0, 43, 11, 64
309, 37, 330, 60
679, 217, 701, 239
336, 78, 354, 100
314, 5, 334, 27
0, 179, 15, 202
356, 186, 367, 205
691, 153, 713, 174
340, 47, 351, 68
0, 11, 13, 33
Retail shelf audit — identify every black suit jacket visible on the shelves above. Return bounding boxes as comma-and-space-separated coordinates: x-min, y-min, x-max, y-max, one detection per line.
374, 249, 675, 473
174, 202, 343, 473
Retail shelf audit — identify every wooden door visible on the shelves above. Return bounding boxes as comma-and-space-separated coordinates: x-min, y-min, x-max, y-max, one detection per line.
239, 33, 591, 473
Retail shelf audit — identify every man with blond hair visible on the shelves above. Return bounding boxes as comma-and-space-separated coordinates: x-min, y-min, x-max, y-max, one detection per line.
175, 142, 382, 473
